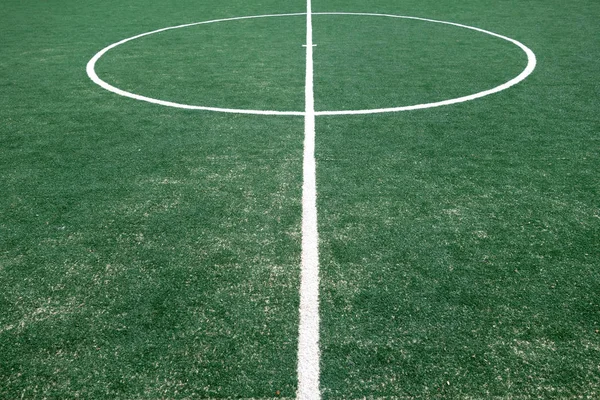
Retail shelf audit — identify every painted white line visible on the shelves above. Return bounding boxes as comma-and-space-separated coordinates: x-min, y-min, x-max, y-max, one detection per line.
296, 0, 320, 399
86, 12, 537, 397
87, 12, 536, 116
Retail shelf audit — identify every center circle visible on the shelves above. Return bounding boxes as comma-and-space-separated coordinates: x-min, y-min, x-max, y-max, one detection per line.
86, 12, 536, 116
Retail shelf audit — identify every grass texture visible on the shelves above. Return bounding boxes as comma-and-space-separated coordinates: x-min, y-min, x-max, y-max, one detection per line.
1, 0, 599, 398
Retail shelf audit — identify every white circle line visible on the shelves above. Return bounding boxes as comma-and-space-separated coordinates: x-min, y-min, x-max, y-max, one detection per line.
86, 13, 307, 116
86, 12, 537, 116
314, 12, 537, 115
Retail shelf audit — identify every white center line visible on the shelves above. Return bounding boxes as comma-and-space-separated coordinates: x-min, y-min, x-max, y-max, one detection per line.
297, 0, 321, 399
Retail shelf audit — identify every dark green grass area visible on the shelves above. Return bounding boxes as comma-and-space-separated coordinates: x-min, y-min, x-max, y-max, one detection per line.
316, 0, 600, 398
97, 15, 306, 111
1, 0, 305, 398
314, 13, 526, 111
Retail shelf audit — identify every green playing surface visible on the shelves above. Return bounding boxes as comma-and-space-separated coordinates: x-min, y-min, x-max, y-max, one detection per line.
1, 0, 598, 398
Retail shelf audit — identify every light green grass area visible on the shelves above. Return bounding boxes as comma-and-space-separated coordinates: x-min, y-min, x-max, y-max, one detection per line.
1, 0, 599, 398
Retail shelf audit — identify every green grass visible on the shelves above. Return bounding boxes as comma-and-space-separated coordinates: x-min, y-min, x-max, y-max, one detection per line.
1, 0, 599, 398
316, 0, 600, 398
313, 13, 525, 111
97, 15, 306, 111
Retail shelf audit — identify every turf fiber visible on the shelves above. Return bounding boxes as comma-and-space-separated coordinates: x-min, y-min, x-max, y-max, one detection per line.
1, 0, 598, 398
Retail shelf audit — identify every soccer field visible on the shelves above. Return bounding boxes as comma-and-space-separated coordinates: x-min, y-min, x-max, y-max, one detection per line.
1, 0, 599, 398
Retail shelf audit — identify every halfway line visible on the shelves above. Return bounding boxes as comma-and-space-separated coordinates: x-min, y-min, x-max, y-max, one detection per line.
296, 0, 321, 399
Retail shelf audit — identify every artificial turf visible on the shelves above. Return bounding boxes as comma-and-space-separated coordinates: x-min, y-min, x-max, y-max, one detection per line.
316, 0, 599, 398
1, 0, 599, 398
1, 1, 305, 398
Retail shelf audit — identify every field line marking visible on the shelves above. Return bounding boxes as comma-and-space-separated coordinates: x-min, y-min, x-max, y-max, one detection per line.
86, 13, 306, 116
297, 0, 321, 399
312, 12, 536, 115
87, 12, 535, 116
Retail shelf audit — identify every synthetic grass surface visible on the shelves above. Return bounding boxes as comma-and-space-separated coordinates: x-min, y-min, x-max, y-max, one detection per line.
313, 13, 526, 111
1, 0, 599, 398
96, 15, 306, 111
315, 0, 600, 398
1, 1, 304, 398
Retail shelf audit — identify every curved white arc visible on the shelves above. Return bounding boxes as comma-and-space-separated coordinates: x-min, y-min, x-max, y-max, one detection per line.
86, 12, 537, 116
313, 12, 537, 116
86, 13, 307, 116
